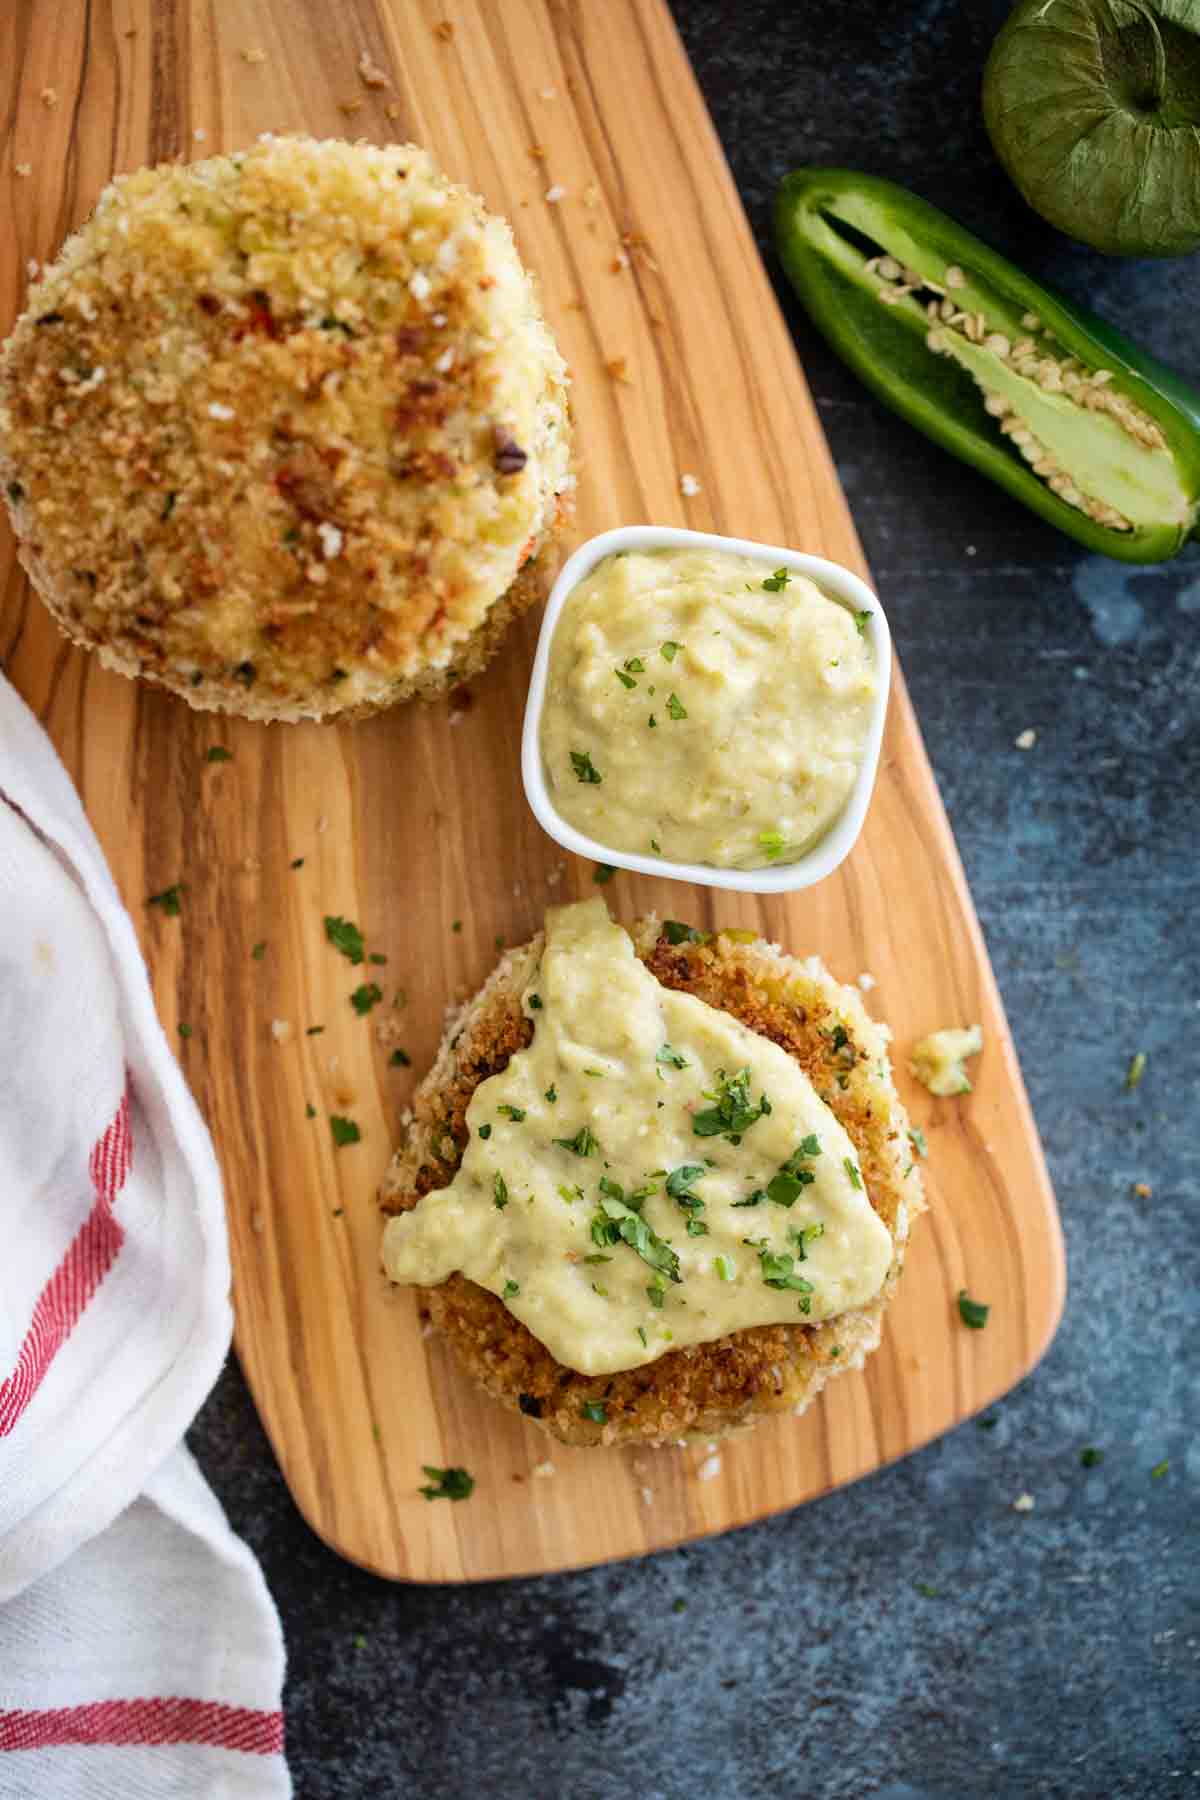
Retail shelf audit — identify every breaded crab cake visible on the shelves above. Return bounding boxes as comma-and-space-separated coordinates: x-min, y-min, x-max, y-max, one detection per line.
0, 136, 572, 721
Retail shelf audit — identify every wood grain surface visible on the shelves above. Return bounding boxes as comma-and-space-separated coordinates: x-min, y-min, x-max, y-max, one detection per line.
0, 0, 1065, 1581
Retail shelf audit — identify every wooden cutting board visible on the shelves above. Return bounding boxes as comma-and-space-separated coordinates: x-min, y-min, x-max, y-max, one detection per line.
0, 0, 1064, 1582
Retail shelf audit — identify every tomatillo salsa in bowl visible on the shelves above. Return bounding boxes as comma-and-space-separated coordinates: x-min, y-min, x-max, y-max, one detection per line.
521, 526, 891, 892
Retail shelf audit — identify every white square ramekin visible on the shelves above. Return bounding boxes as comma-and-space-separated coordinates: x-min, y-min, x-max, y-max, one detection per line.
520, 525, 891, 893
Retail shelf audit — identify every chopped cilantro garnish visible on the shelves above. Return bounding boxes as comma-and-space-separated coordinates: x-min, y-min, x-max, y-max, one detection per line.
843, 1157, 863, 1190
324, 915, 364, 964
497, 1104, 526, 1122
291, 857, 305, 870
914, 1582, 939, 1599
957, 1290, 989, 1330
369, 953, 387, 965
419, 1465, 474, 1501
250, 940, 266, 960
553, 1125, 599, 1157
306, 1024, 324, 1035
545, 1083, 557, 1103
503, 1280, 520, 1299
614, 667, 638, 689
528, 993, 543, 1010
662, 919, 704, 947
758, 1247, 814, 1301
715, 1255, 734, 1282
758, 830, 788, 860
1125, 1051, 1147, 1091
660, 640, 681, 662
161, 491, 177, 521
656, 1043, 688, 1070
570, 749, 602, 784
478, 1123, 492, 1139
581, 1401, 607, 1424
350, 982, 383, 1015
147, 884, 185, 917
593, 1194, 681, 1283
646, 1276, 666, 1308
854, 610, 871, 636
330, 1115, 361, 1148
666, 692, 687, 720
650, 837, 662, 853
637, 1325, 648, 1347
761, 567, 791, 591
593, 863, 616, 884
1080, 1447, 1104, 1468
205, 746, 232, 763
908, 1126, 929, 1158
648, 714, 658, 728
1151, 1458, 1169, 1480
557, 1183, 583, 1204
625, 656, 645, 672
451, 919, 462, 933
389, 1048, 411, 1067
178, 1022, 193, 1039
305, 1103, 316, 1119
692, 1066, 769, 1142
493, 1173, 509, 1210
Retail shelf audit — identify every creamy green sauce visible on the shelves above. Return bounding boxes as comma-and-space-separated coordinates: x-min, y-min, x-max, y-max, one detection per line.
539, 549, 877, 870
381, 900, 892, 1375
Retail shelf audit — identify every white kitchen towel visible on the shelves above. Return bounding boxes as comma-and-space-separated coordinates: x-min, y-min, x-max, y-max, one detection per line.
0, 675, 289, 1797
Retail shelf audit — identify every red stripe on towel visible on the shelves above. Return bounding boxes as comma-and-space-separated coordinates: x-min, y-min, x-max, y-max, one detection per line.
0, 1090, 130, 1437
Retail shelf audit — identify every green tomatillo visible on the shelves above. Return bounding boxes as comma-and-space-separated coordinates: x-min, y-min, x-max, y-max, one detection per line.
984, 0, 1200, 257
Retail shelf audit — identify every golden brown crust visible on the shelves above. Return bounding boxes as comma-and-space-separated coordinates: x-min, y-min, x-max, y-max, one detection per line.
381, 920, 925, 1449
0, 136, 572, 722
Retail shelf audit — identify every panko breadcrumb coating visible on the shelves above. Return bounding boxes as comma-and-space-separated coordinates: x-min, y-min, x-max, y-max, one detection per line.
380, 918, 925, 1449
0, 135, 572, 721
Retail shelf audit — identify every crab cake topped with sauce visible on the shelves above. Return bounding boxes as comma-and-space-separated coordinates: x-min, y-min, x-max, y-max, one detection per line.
0, 135, 572, 721
381, 900, 925, 1449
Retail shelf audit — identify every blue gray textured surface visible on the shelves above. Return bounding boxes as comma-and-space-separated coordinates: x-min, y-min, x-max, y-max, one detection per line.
189, 3, 1199, 1794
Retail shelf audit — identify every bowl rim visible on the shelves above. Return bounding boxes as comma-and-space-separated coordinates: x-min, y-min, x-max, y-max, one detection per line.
519, 524, 892, 893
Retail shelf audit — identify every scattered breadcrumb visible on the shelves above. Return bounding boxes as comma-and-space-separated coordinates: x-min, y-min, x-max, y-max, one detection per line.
241, 47, 267, 64
316, 815, 330, 835
531, 1459, 556, 1478
1015, 728, 1037, 750
583, 185, 600, 210
545, 184, 566, 204
270, 1019, 293, 1043
611, 251, 631, 272
193, 127, 207, 143
539, 86, 557, 100
358, 49, 390, 88
679, 473, 701, 498
857, 972, 877, 992
385, 102, 402, 121
15, 164, 32, 178
641, 1485, 654, 1506
41, 87, 59, 108
545, 861, 565, 890
421, 1320, 435, 1339
26, 259, 39, 279
339, 98, 364, 116
1133, 1181, 1152, 1198
697, 1453, 722, 1482
910, 1024, 982, 1097
1012, 1492, 1035, 1513
529, 144, 547, 161
251, 1210, 265, 1233
605, 357, 630, 383
433, 20, 455, 42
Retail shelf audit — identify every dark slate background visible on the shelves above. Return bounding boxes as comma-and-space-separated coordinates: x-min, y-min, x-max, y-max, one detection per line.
189, 4, 1200, 1795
